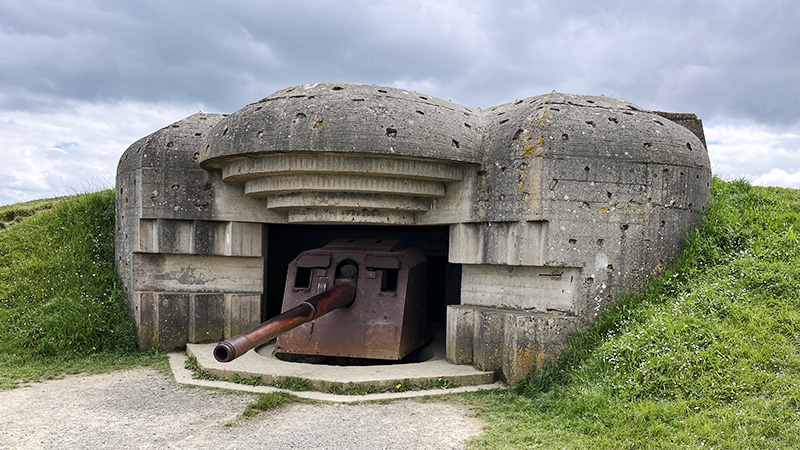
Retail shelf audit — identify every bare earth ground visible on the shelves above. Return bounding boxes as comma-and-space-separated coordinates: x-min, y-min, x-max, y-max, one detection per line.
0, 367, 484, 449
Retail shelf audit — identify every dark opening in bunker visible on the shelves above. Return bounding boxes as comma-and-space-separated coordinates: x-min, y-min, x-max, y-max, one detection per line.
263, 225, 460, 347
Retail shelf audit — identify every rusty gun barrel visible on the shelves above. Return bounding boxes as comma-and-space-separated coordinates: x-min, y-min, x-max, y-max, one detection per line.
213, 281, 356, 362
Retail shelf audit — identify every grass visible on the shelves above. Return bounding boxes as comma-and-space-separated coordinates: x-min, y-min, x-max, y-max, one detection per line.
466, 178, 800, 449
0, 190, 165, 389
0, 196, 68, 230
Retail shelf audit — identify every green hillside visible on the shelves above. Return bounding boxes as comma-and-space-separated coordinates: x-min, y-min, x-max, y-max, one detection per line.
468, 179, 800, 449
0, 191, 163, 388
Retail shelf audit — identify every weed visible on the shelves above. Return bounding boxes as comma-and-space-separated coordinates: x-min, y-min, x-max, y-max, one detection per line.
240, 392, 304, 420
271, 376, 313, 391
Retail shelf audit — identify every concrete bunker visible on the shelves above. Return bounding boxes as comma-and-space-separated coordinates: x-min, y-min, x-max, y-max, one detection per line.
116, 82, 711, 383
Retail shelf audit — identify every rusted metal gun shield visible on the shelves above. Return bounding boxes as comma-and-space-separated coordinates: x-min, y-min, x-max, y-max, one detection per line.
213, 282, 356, 362
276, 239, 428, 360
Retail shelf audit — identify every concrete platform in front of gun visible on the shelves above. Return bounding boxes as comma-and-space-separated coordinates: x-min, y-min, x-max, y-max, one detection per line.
175, 330, 501, 403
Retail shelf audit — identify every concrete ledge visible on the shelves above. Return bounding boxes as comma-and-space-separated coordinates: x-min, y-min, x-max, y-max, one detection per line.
446, 305, 583, 383
185, 332, 496, 393
169, 353, 502, 403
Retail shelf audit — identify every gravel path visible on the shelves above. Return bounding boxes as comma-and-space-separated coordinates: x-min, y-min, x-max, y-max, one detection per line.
0, 367, 484, 449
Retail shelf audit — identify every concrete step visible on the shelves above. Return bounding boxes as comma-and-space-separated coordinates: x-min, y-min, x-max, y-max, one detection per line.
186, 332, 496, 392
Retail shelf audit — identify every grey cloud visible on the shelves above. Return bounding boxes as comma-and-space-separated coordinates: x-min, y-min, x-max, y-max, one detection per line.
3, 0, 797, 123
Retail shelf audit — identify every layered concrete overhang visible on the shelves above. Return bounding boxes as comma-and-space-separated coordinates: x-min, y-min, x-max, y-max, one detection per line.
116, 82, 711, 382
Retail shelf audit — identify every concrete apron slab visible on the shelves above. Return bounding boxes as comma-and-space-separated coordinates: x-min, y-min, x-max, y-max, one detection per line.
177, 335, 500, 403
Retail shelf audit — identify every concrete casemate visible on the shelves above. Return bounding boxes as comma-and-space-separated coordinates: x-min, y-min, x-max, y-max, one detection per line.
116, 82, 710, 382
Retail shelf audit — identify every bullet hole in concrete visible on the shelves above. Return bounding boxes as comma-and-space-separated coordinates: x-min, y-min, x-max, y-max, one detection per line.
352, 98, 365, 102
499, 119, 509, 124
166, 141, 174, 148
707, 182, 710, 187
386, 128, 398, 138
562, 134, 569, 140
257, 130, 264, 137
586, 277, 594, 284
171, 184, 180, 191
582, 201, 590, 208
419, 96, 428, 100
501, 166, 507, 173
586, 121, 596, 127
255, 106, 263, 112
623, 111, 633, 115
643, 142, 652, 148
550, 107, 560, 111
662, 168, 669, 173
378, 89, 387, 93
464, 123, 472, 129
295, 112, 307, 120
607, 191, 612, 199
549, 179, 558, 190
686, 142, 693, 151
620, 223, 629, 231
222, 128, 228, 136
569, 239, 577, 245
515, 100, 523, 105
608, 117, 618, 124
452, 139, 460, 149
696, 174, 700, 179
194, 133, 201, 136
680, 171, 685, 176
172, 124, 179, 128
586, 100, 595, 104
584, 166, 590, 172
332, 86, 343, 91
688, 203, 693, 208
597, 239, 604, 246
512, 129, 523, 140
654, 120, 664, 126
660, 220, 666, 227
416, 110, 425, 115
607, 264, 614, 272
193, 152, 200, 160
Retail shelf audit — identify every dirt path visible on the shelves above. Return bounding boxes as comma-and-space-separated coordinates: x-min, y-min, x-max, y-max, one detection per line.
0, 367, 484, 449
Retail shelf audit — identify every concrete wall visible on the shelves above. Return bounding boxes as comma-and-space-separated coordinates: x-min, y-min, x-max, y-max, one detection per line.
116, 83, 711, 380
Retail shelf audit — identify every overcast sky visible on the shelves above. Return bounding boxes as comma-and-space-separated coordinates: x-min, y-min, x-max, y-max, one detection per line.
1, 0, 798, 205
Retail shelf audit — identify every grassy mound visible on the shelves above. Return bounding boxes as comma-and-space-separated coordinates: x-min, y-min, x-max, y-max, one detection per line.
468, 179, 800, 449
0, 191, 164, 388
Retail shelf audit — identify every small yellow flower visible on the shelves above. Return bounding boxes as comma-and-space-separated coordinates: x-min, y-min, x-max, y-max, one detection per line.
684, 325, 688, 328
395, 383, 402, 389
